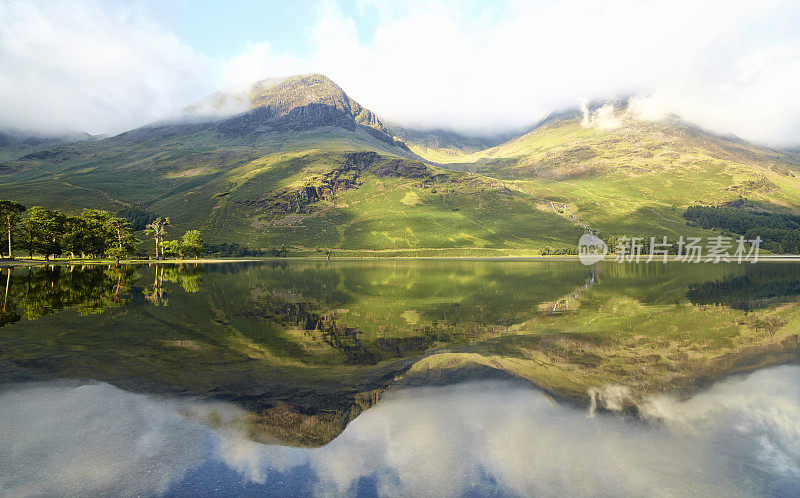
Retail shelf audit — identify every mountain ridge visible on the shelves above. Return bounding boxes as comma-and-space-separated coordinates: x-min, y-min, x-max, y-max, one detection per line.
2, 74, 800, 254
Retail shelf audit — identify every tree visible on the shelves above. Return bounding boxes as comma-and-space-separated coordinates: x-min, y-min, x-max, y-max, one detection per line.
106, 217, 137, 262
78, 209, 113, 257
180, 230, 204, 259
61, 210, 137, 261
145, 217, 170, 259
162, 239, 181, 258
0, 200, 26, 259
22, 206, 66, 260
61, 216, 89, 258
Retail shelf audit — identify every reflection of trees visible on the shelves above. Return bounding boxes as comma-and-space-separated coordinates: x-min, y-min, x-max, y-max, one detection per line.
0, 268, 21, 326
22, 265, 138, 320
687, 274, 800, 311
0, 264, 205, 325
0, 265, 140, 324
144, 265, 167, 306
143, 264, 204, 306
164, 265, 204, 293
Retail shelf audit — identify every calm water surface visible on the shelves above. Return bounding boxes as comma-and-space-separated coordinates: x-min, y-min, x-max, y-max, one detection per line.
0, 260, 798, 496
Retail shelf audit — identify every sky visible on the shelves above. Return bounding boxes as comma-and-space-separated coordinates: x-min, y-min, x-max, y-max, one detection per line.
1, 0, 800, 145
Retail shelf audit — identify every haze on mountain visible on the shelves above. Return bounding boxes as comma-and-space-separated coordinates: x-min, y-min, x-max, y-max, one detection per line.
1, 73, 799, 255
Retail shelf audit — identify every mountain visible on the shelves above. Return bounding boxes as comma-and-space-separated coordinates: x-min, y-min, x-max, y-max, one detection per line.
385, 122, 521, 162
2, 78, 800, 254
0, 129, 100, 161
0, 74, 582, 254
182, 74, 403, 147
411, 100, 800, 240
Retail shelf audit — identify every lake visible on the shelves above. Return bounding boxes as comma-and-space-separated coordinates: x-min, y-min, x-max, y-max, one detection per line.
0, 260, 798, 496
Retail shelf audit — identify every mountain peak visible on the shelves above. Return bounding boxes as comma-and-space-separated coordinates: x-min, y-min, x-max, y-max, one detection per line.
248, 74, 388, 133
183, 73, 390, 138
250, 73, 342, 107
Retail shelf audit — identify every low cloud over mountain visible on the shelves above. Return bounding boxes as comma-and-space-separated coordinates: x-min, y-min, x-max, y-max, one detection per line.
1, 0, 800, 145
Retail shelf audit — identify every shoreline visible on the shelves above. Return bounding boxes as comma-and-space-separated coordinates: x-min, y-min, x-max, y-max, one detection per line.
3, 254, 800, 267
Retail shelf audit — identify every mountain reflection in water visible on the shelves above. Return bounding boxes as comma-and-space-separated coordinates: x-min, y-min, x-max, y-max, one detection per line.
1, 261, 800, 448
1, 366, 798, 497
0, 259, 799, 497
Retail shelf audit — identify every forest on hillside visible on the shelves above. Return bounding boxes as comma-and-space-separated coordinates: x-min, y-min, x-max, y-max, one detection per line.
683, 203, 800, 254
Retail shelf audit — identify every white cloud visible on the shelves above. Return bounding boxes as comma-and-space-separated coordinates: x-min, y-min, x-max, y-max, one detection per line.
581, 102, 623, 130
0, 381, 207, 496
220, 41, 309, 92
221, 0, 800, 145
2, 366, 799, 495
2, 0, 800, 145
211, 366, 800, 496
0, 0, 211, 135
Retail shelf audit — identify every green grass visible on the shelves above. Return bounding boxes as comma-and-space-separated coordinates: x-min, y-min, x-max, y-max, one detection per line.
3, 112, 800, 254
412, 117, 800, 242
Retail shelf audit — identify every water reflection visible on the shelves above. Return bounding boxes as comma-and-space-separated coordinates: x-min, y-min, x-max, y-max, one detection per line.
0, 381, 208, 496
0, 265, 138, 324
1, 365, 798, 496
0, 261, 799, 447
686, 265, 800, 310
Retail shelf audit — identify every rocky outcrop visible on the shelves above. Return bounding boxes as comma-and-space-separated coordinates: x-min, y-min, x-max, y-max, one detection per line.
249, 152, 378, 214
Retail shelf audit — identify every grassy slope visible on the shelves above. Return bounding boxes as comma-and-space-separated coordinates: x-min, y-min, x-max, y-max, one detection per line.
413, 116, 800, 239
0, 121, 583, 252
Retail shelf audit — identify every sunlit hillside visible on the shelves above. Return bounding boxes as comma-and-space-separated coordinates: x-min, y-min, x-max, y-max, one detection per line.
410, 103, 800, 239
3, 79, 800, 253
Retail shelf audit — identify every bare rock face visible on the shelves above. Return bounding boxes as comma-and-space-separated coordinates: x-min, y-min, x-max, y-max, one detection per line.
249, 152, 377, 214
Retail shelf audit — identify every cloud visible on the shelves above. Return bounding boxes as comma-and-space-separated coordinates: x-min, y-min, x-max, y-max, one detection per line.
211, 366, 800, 496
1, 366, 799, 495
220, 41, 309, 92
581, 102, 623, 130
0, 381, 208, 496
641, 365, 800, 485
221, 0, 800, 145
2, 0, 800, 145
0, 0, 211, 135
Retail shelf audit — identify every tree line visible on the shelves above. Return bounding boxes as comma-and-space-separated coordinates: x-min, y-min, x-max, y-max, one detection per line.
0, 200, 204, 261
683, 203, 800, 254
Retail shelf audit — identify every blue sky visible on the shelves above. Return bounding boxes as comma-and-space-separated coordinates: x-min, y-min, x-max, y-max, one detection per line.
158, 0, 373, 60
156, 0, 506, 66
1, 0, 800, 144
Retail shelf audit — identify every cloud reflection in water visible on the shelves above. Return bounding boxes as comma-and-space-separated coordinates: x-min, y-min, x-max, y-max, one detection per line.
1, 366, 799, 497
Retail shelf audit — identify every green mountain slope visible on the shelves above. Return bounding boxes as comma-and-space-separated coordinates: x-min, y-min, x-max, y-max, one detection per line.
415, 103, 800, 239
0, 130, 99, 161
3, 78, 800, 254
0, 74, 581, 254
